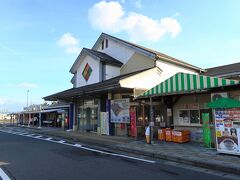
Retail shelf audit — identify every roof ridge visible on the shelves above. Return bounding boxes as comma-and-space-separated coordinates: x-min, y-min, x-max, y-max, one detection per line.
206, 61, 240, 70
101, 32, 203, 72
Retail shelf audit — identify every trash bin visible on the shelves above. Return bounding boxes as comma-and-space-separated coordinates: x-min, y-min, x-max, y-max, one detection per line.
145, 126, 150, 144
172, 130, 190, 143
158, 128, 166, 141
165, 128, 172, 142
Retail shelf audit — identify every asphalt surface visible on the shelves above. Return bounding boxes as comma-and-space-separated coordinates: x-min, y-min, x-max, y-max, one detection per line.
0, 129, 238, 180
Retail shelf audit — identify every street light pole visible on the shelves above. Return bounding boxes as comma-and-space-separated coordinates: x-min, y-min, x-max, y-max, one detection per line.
38, 105, 42, 129
27, 90, 31, 127
27, 90, 29, 108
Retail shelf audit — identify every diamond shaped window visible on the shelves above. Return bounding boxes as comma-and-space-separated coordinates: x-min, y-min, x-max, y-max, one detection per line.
82, 63, 93, 81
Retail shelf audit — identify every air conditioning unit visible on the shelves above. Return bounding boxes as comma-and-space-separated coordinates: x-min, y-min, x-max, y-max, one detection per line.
211, 92, 228, 102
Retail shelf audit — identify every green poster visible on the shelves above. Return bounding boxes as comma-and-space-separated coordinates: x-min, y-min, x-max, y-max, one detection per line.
202, 113, 212, 148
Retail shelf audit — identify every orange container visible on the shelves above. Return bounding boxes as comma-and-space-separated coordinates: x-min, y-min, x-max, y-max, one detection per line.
158, 128, 166, 141
172, 130, 190, 143
165, 128, 172, 142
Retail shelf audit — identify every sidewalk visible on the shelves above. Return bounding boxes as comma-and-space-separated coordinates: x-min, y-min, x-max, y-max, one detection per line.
16, 125, 240, 175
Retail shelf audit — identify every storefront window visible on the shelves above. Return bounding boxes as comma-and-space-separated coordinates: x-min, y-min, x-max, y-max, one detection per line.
136, 104, 149, 126
179, 110, 189, 124
179, 109, 200, 125
190, 110, 200, 124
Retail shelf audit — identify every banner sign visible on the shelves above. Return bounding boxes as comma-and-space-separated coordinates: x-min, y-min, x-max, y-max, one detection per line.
110, 99, 130, 123
130, 107, 137, 137
100, 112, 109, 135
215, 108, 240, 155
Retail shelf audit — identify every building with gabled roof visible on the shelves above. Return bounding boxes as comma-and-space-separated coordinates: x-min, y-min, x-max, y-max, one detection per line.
44, 32, 203, 136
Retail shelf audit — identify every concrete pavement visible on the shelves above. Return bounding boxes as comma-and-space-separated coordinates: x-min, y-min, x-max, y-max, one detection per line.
7, 125, 240, 176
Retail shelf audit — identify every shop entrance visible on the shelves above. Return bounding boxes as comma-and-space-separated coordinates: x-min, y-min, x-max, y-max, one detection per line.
78, 99, 98, 132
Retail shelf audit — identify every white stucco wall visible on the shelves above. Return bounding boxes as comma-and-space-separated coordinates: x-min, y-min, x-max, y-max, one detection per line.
156, 60, 198, 83
105, 65, 120, 80
120, 52, 154, 75
173, 94, 211, 126
119, 67, 162, 89
95, 38, 135, 65
76, 55, 100, 87
173, 94, 211, 142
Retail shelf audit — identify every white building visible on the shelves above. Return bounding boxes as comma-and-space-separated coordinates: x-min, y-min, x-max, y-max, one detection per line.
44, 33, 203, 136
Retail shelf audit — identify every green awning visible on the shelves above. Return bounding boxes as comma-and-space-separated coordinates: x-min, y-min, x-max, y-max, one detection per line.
139, 72, 239, 98
207, 98, 240, 108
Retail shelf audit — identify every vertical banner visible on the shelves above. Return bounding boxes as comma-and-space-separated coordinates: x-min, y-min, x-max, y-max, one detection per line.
100, 112, 109, 135
106, 99, 113, 135
202, 113, 211, 148
130, 107, 137, 137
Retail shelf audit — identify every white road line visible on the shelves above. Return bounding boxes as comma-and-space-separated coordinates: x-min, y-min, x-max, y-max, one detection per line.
0, 129, 156, 164
19, 133, 29, 135
34, 135, 42, 138
110, 153, 156, 164
74, 144, 82, 147
77, 146, 155, 163
0, 168, 11, 180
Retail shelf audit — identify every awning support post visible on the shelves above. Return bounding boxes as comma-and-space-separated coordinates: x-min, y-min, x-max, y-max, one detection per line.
150, 97, 154, 144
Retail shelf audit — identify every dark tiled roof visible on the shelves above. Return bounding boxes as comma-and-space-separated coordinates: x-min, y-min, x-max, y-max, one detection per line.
100, 33, 204, 72
203, 62, 240, 77
84, 48, 123, 67
43, 67, 154, 101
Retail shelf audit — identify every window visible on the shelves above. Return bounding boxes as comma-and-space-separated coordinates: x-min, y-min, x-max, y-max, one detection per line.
105, 39, 108, 48
179, 110, 189, 124
179, 109, 200, 125
101, 40, 104, 50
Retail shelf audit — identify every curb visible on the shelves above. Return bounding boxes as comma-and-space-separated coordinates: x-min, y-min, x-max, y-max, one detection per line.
11, 126, 240, 176
112, 146, 240, 176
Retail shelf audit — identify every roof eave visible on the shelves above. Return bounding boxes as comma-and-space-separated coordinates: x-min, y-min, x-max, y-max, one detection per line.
155, 54, 205, 72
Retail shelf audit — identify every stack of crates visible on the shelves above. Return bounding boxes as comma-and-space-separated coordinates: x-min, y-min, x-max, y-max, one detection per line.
158, 128, 166, 141
165, 128, 172, 142
172, 130, 190, 143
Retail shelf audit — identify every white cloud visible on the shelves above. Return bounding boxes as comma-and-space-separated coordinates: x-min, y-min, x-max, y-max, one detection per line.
133, 0, 142, 9
0, 97, 7, 105
7, 82, 38, 89
88, 1, 124, 33
57, 33, 81, 54
88, 1, 181, 42
0, 97, 28, 112
160, 17, 181, 38
19, 82, 38, 88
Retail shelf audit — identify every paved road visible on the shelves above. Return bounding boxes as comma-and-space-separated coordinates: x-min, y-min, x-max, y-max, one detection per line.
0, 129, 237, 180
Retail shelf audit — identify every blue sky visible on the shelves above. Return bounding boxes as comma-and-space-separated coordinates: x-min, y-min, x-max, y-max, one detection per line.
0, 0, 240, 112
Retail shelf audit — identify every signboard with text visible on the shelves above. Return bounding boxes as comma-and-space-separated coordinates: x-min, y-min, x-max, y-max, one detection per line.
110, 99, 130, 123
214, 108, 240, 155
